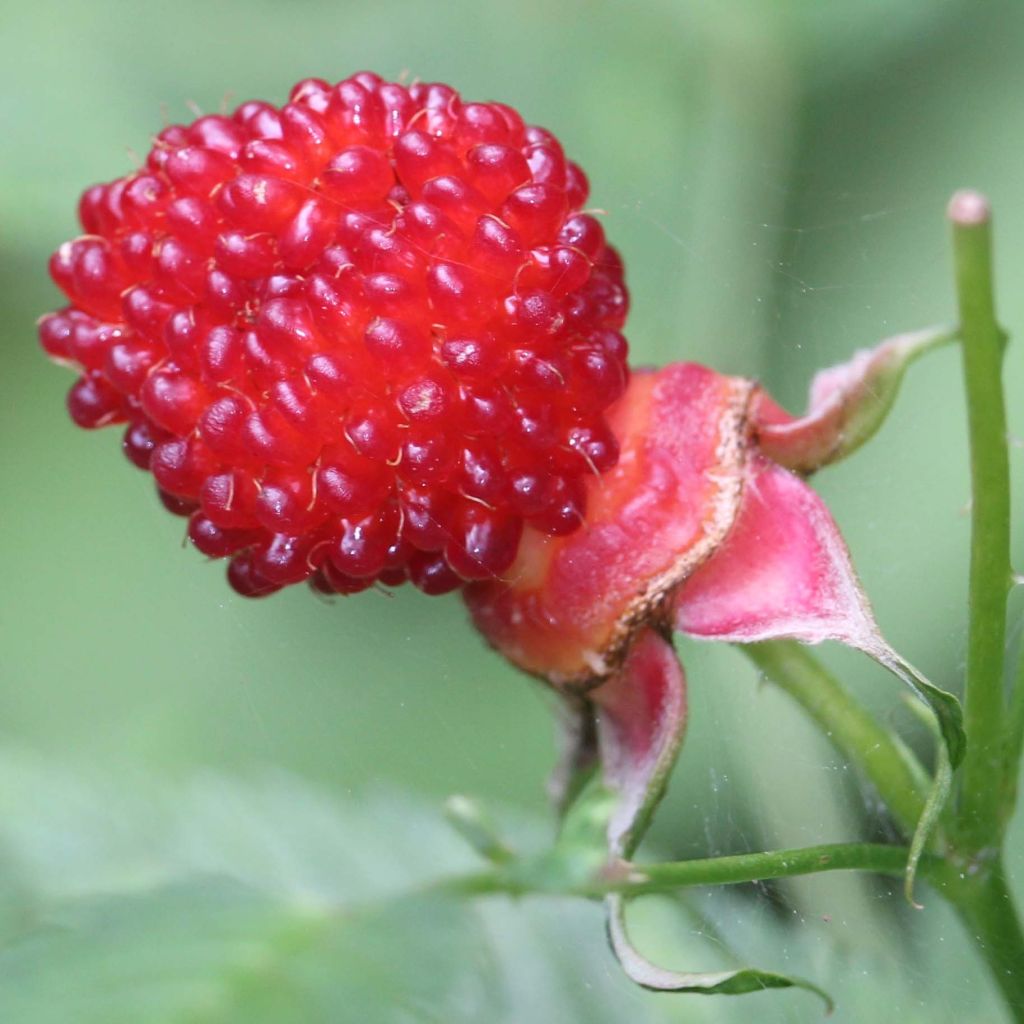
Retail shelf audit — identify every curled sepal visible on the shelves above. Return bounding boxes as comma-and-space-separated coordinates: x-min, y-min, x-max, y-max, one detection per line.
900, 695, 953, 907
906, 741, 951, 908
752, 326, 954, 474
591, 628, 688, 858
568, 630, 827, 1007
674, 456, 964, 770
605, 894, 834, 1011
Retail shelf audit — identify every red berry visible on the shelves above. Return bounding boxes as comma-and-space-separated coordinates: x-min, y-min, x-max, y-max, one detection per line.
40, 74, 630, 597
188, 514, 261, 558
319, 145, 394, 204
67, 373, 127, 429
123, 419, 164, 469
227, 551, 282, 598
200, 469, 260, 529
330, 506, 398, 579
252, 531, 321, 585
157, 488, 199, 517
408, 550, 462, 595
444, 502, 523, 581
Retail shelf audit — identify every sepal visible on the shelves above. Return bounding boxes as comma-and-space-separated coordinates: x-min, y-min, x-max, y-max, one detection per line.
606, 894, 834, 1010
752, 327, 953, 473
592, 628, 688, 858
673, 456, 964, 769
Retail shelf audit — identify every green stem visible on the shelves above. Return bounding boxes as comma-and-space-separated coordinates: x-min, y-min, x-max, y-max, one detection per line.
950, 190, 1013, 851
439, 841, 917, 900
744, 640, 927, 835
944, 861, 1024, 1023
621, 841, 915, 895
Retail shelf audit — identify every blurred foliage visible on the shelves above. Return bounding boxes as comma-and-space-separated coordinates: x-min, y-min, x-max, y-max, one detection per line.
0, 753, 1004, 1022
2, 0, 1024, 1019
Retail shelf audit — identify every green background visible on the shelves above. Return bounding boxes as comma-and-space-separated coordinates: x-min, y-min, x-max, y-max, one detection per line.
2, 0, 1024, 1020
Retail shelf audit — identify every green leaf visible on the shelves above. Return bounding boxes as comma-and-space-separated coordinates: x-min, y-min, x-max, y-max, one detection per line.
0, 751, 999, 1021
0, 754, 706, 1023
0, 880, 496, 1024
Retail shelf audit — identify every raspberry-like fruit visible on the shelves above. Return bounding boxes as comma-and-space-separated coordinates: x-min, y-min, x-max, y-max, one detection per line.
40, 72, 630, 597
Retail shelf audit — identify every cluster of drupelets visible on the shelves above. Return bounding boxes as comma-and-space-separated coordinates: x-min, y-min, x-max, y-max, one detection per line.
39, 72, 630, 597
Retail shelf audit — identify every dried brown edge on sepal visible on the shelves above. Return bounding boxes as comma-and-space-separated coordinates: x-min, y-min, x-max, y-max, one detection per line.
550, 376, 757, 696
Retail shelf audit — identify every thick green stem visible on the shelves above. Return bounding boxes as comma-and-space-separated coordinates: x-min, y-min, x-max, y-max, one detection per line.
744, 640, 926, 835
945, 862, 1024, 1023
950, 190, 1013, 851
